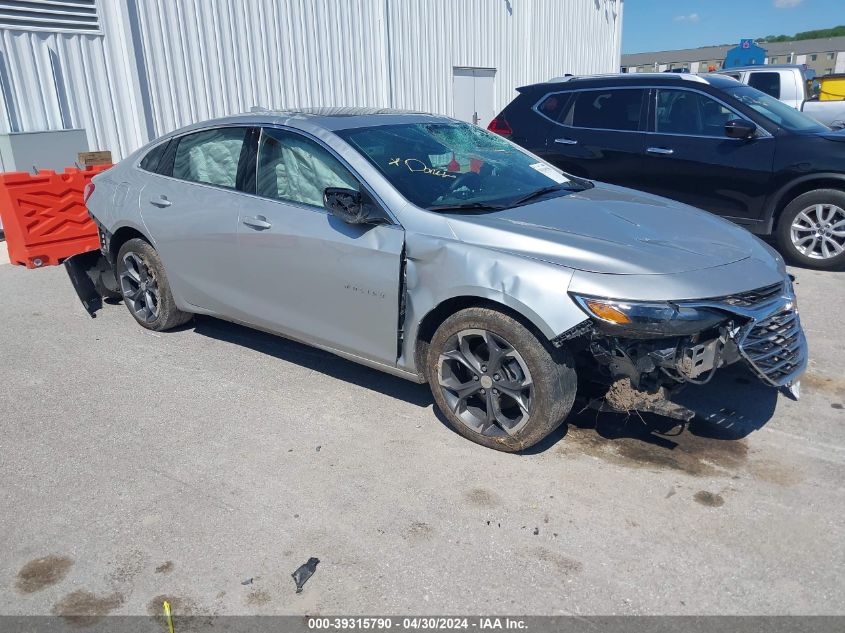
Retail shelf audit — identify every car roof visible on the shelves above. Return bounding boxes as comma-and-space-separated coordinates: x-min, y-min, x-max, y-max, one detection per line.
160, 107, 454, 138
518, 72, 742, 93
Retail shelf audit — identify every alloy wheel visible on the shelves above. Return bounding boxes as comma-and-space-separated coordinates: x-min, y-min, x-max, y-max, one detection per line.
437, 329, 533, 437
790, 203, 845, 260
119, 252, 160, 322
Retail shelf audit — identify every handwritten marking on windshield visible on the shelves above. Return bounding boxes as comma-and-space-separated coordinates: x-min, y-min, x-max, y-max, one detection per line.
388, 157, 401, 166
395, 158, 457, 179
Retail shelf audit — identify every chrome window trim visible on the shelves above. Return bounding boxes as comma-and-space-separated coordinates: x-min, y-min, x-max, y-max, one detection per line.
652, 86, 773, 139
131, 123, 254, 172
133, 123, 400, 227
531, 85, 647, 128
532, 84, 772, 139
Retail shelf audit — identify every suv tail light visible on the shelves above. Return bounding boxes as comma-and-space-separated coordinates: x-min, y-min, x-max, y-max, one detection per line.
83, 182, 95, 204
487, 115, 513, 138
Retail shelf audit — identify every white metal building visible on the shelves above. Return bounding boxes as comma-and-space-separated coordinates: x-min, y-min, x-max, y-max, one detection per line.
0, 0, 623, 167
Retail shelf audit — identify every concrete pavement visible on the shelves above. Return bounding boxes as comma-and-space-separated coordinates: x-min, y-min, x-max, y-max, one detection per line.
0, 262, 843, 617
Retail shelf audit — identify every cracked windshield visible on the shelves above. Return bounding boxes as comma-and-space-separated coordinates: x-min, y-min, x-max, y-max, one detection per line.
339, 122, 577, 211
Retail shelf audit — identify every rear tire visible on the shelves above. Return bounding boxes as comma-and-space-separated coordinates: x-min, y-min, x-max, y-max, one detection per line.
776, 189, 845, 270
116, 238, 192, 331
426, 307, 577, 452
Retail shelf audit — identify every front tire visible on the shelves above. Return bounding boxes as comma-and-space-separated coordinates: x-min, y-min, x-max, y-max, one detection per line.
116, 238, 192, 331
426, 307, 577, 452
776, 189, 845, 270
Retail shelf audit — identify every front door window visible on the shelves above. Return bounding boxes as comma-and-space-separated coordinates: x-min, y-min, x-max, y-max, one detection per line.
256, 128, 358, 208
655, 90, 735, 137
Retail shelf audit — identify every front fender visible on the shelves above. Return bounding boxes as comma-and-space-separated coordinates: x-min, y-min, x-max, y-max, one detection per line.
399, 233, 586, 374
766, 172, 845, 229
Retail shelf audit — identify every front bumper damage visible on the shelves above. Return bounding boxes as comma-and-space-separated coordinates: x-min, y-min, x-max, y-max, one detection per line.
573, 282, 808, 421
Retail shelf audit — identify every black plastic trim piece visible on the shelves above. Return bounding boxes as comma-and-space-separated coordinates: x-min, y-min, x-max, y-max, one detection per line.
551, 319, 593, 347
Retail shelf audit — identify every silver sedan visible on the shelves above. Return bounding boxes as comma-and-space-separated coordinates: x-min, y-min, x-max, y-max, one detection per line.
71, 108, 807, 451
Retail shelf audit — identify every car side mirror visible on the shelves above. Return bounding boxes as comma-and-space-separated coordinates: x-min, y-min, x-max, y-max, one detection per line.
725, 118, 757, 140
323, 187, 380, 225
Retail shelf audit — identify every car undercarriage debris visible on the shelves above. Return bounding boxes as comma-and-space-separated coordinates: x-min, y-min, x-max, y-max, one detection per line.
582, 328, 746, 422
601, 378, 695, 423
291, 557, 320, 593
588, 327, 740, 392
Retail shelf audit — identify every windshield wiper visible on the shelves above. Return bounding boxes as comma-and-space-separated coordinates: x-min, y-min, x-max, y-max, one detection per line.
427, 181, 592, 213
427, 202, 508, 213
510, 183, 586, 207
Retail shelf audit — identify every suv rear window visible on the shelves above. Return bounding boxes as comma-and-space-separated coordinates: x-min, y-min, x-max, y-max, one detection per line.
535, 93, 569, 121
562, 89, 645, 131
747, 72, 781, 99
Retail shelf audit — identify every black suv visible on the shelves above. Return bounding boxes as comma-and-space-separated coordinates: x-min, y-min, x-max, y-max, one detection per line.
490, 73, 845, 270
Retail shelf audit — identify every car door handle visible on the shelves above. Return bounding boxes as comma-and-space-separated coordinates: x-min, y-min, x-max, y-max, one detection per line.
554, 138, 578, 145
149, 195, 172, 208
243, 215, 272, 230
646, 147, 674, 155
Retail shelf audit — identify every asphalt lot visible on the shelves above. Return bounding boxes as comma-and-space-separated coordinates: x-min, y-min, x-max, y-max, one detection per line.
0, 241, 843, 618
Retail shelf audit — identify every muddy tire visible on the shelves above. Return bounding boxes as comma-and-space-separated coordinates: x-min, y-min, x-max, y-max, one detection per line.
426, 307, 577, 452
776, 189, 845, 270
116, 238, 192, 331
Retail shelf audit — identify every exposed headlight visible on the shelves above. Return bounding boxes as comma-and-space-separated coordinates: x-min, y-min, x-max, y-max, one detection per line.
572, 294, 728, 337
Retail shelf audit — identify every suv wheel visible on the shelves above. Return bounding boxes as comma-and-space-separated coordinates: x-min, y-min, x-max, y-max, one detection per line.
426, 307, 577, 452
777, 189, 845, 270
116, 238, 193, 331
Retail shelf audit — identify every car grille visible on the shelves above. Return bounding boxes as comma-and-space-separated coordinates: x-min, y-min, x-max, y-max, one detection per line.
740, 304, 805, 386
719, 282, 784, 308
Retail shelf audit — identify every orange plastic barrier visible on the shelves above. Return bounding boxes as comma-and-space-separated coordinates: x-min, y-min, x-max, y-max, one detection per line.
0, 165, 110, 268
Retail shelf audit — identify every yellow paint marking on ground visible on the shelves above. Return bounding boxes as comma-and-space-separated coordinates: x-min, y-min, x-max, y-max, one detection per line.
163, 600, 174, 633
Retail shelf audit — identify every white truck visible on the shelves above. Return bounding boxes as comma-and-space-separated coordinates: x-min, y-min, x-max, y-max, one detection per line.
718, 65, 845, 129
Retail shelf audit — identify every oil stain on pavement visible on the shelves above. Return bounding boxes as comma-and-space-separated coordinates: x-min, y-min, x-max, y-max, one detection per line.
15, 556, 73, 594
52, 590, 124, 625
526, 546, 583, 575
154, 561, 174, 574
245, 589, 271, 606
802, 372, 845, 398
405, 521, 434, 540
465, 488, 500, 507
560, 426, 749, 477
559, 419, 802, 486
693, 491, 725, 507
146, 594, 201, 616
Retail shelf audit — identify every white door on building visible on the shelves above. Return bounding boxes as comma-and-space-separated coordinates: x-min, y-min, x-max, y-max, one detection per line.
452, 67, 496, 127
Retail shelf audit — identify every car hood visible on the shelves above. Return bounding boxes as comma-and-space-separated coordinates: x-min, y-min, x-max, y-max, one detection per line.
443, 183, 770, 275
820, 129, 845, 142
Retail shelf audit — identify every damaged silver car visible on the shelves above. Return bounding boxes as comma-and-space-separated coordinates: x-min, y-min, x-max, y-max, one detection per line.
69, 108, 807, 451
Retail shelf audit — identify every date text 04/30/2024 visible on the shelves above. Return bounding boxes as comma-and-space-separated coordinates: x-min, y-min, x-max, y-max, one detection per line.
306, 617, 527, 630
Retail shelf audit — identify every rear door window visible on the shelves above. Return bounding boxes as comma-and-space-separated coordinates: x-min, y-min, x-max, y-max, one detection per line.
139, 141, 169, 173
172, 127, 248, 189
654, 89, 736, 137
747, 72, 782, 99
562, 89, 646, 131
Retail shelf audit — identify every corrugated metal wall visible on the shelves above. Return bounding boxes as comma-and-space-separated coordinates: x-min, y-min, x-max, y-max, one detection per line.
386, 0, 622, 115
0, 1, 146, 169
131, 0, 390, 136
0, 0, 622, 164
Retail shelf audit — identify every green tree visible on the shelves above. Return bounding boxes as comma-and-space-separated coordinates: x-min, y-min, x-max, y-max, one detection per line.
759, 25, 845, 43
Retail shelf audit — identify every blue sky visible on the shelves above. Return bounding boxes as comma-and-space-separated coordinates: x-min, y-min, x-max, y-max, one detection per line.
622, 0, 843, 53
